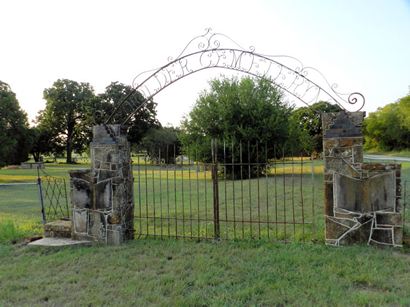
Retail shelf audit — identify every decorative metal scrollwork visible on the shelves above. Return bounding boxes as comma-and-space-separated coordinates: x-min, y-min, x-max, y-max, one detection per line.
106, 28, 365, 125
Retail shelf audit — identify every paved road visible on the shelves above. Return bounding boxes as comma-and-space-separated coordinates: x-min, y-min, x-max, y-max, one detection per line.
364, 154, 410, 162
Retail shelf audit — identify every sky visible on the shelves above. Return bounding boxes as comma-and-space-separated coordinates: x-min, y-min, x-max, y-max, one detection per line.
1, 0, 410, 126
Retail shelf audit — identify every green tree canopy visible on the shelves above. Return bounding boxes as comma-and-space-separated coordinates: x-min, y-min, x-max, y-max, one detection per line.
0, 81, 32, 167
39, 79, 96, 163
140, 126, 181, 164
99, 82, 159, 146
29, 126, 63, 162
364, 94, 410, 150
180, 77, 295, 177
290, 101, 342, 153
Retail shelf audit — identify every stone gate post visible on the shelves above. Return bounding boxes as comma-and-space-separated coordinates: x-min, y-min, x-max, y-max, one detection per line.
70, 124, 134, 244
322, 111, 402, 247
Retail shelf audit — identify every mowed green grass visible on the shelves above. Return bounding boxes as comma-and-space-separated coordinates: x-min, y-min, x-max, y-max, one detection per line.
1, 162, 410, 305
1, 240, 410, 305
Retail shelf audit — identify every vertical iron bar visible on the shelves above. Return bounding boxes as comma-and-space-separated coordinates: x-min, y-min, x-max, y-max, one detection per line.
265, 143, 269, 239
274, 145, 278, 238
63, 179, 69, 218
232, 140, 236, 239
137, 155, 142, 236
152, 152, 156, 236
240, 142, 244, 239
311, 154, 316, 240
282, 146, 287, 241
248, 141, 252, 238
181, 146, 185, 237
58, 180, 65, 217
159, 148, 163, 238
42, 178, 49, 219
166, 145, 170, 237
212, 139, 220, 240
37, 167, 46, 224
404, 181, 407, 230
223, 140, 227, 239
300, 152, 305, 241
257, 142, 261, 239
48, 178, 56, 218
58, 180, 64, 217
204, 156, 208, 239
291, 151, 296, 238
144, 153, 149, 235
174, 144, 178, 238
196, 149, 200, 239
188, 152, 193, 239
57, 180, 64, 217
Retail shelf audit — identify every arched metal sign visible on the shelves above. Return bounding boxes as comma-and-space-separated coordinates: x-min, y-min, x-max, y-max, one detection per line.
106, 28, 365, 125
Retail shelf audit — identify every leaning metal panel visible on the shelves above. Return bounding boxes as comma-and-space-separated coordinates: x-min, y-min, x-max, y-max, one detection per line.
41, 176, 70, 222
106, 28, 365, 125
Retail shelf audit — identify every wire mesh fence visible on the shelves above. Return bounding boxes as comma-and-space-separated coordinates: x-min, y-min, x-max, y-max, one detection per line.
40, 175, 70, 222
0, 168, 70, 225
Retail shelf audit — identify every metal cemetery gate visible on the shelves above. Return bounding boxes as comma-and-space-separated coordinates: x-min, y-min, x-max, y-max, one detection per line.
105, 28, 365, 243
134, 140, 320, 242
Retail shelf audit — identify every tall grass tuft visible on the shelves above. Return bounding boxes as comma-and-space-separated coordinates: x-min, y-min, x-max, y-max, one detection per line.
0, 220, 38, 243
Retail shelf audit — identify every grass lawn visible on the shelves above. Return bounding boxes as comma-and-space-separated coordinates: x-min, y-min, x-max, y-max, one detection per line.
1, 161, 410, 305
1, 240, 410, 306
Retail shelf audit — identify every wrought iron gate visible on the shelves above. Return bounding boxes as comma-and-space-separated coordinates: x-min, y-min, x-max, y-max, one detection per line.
134, 140, 320, 242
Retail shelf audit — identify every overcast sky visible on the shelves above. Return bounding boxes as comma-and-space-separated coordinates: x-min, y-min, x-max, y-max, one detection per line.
1, 0, 410, 126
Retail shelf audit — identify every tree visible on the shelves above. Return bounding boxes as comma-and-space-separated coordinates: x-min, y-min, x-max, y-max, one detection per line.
140, 126, 181, 164
99, 82, 159, 146
39, 79, 95, 163
364, 94, 410, 150
29, 126, 63, 162
180, 77, 294, 178
0, 81, 32, 167
290, 101, 342, 153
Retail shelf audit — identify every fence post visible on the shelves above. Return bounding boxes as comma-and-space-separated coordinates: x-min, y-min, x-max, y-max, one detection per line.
404, 181, 407, 231
37, 166, 46, 224
212, 139, 220, 240
62, 178, 70, 218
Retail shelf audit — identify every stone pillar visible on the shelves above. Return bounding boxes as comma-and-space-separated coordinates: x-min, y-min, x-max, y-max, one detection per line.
322, 111, 403, 247
322, 111, 365, 218
70, 124, 134, 244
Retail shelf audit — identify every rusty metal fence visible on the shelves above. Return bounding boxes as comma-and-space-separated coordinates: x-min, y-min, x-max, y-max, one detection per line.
134, 140, 322, 242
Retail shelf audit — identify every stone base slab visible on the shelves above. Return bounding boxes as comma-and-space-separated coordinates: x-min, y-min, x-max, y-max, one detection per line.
28, 237, 92, 247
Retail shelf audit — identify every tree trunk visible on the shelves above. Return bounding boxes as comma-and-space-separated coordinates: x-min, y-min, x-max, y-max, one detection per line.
66, 120, 75, 164
66, 134, 73, 164
32, 152, 40, 162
